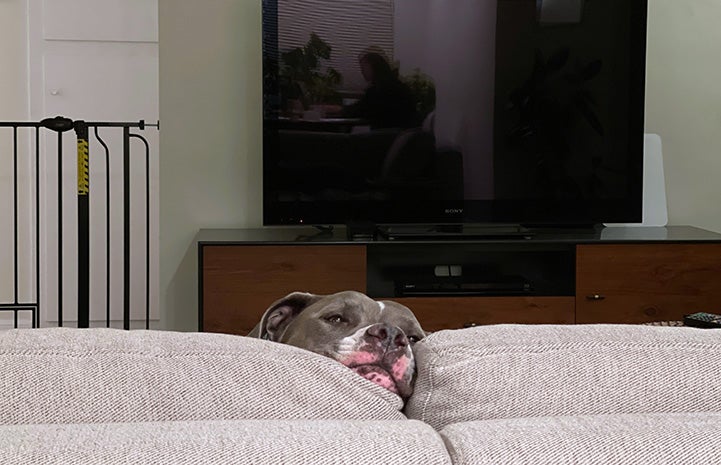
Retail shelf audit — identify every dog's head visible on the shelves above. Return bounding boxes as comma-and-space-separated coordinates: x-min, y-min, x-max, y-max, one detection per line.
248, 290, 426, 399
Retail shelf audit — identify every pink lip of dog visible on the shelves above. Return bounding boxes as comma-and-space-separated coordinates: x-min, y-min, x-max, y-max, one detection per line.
350, 364, 400, 394
345, 354, 412, 395
338, 349, 413, 396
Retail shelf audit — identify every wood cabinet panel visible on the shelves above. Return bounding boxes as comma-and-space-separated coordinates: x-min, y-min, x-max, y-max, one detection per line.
201, 245, 366, 335
198, 229, 721, 334
388, 296, 576, 332
576, 244, 721, 323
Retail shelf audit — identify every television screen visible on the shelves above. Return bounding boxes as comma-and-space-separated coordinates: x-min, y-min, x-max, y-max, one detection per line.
262, 0, 647, 227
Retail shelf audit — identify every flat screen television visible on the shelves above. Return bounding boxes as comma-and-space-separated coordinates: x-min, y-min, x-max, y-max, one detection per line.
262, 0, 647, 229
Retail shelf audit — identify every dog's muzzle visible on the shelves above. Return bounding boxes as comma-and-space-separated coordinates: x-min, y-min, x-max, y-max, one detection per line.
336, 323, 416, 398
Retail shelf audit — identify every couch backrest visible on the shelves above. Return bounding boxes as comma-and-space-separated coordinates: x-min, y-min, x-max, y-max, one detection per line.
405, 324, 721, 430
1, 328, 405, 425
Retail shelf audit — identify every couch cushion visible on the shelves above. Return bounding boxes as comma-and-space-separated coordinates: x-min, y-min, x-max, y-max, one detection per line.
0, 419, 452, 465
440, 413, 721, 465
0, 328, 405, 425
405, 324, 721, 429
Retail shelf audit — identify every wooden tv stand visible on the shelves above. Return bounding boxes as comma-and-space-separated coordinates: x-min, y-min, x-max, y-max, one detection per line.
198, 226, 721, 335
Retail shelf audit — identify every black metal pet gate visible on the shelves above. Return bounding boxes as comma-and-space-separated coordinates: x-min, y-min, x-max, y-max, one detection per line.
0, 117, 158, 330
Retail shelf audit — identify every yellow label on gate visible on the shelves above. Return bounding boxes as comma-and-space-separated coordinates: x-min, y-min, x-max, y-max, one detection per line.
77, 139, 89, 195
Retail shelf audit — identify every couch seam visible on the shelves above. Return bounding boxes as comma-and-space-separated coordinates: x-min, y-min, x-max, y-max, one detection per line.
0, 349, 319, 358
430, 341, 720, 358
438, 426, 463, 465
419, 345, 441, 425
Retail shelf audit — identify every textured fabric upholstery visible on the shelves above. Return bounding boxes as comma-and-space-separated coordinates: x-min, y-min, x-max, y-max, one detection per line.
405, 324, 721, 429
0, 419, 452, 465
0, 328, 404, 425
4, 325, 720, 464
440, 413, 721, 465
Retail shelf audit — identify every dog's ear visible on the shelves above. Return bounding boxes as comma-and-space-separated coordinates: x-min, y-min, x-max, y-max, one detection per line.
248, 292, 323, 341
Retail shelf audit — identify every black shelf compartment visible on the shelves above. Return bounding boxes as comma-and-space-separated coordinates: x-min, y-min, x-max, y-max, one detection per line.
366, 242, 575, 298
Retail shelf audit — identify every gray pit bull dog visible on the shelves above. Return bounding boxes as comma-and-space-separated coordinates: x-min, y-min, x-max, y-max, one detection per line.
248, 290, 426, 399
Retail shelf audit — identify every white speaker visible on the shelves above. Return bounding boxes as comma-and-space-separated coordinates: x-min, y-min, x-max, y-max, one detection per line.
605, 133, 668, 228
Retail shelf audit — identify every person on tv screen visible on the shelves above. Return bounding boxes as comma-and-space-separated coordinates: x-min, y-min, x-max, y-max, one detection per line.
344, 51, 418, 129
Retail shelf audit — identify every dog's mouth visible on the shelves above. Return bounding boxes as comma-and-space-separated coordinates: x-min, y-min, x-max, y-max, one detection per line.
332, 344, 415, 399
350, 364, 399, 395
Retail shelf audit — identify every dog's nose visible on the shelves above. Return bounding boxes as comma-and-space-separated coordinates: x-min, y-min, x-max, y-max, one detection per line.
394, 332, 409, 347
367, 324, 388, 341
366, 324, 409, 348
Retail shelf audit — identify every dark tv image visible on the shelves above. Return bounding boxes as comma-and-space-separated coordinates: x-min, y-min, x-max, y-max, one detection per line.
262, 0, 647, 227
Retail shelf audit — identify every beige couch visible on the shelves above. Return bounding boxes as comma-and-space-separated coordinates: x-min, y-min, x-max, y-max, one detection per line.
1, 324, 720, 464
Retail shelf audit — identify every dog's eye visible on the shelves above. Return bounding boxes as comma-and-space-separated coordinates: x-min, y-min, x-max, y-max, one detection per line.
324, 314, 346, 324
408, 335, 422, 344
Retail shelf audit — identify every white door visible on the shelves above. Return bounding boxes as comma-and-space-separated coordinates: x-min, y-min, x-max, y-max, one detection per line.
13, 0, 160, 328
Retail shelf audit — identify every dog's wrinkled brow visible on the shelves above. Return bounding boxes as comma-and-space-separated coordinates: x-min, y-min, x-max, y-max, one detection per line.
313, 301, 354, 319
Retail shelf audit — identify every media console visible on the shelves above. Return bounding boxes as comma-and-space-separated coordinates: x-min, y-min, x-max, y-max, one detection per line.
198, 226, 721, 335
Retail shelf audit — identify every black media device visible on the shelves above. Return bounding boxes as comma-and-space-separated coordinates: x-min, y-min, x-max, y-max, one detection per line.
397, 278, 531, 297
683, 312, 721, 329
262, 0, 648, 231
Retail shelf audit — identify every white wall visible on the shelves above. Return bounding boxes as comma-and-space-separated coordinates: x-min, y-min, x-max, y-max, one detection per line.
645, 0, 721, 234
157, 0, 721, 330
158, 0, 262, 331
0, 0, 28, 120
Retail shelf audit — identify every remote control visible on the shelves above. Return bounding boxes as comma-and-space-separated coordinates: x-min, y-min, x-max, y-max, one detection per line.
683, 312, 721, 329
